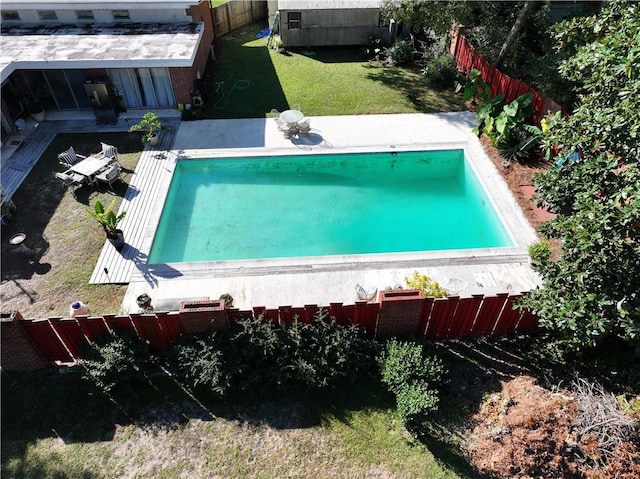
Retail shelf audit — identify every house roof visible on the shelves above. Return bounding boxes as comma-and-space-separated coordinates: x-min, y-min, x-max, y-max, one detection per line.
277, 0, 383, 10
0, 23, 203, 82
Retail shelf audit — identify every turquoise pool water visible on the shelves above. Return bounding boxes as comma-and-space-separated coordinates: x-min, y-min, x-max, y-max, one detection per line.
148, 150, 513, 263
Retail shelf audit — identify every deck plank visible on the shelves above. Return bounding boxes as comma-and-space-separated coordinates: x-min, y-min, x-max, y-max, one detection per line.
89, 124, 179, 284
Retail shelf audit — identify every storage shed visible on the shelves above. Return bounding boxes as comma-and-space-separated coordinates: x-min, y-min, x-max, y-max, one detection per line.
269, 0, 388, 48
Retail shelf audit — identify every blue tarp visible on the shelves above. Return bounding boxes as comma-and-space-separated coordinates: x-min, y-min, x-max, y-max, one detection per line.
256, 28, 270, 38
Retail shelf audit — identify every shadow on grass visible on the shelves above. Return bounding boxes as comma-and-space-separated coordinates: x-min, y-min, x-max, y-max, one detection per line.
364, 64, 465, 113
202, 26, 289, 119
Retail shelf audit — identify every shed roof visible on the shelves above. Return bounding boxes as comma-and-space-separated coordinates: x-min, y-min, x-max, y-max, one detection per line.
277, 0, 383, 10
0, 23, 203, 83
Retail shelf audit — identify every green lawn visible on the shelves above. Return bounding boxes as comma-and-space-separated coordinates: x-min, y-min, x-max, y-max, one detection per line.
203, 24, 465, 119
1, 369, 478, 479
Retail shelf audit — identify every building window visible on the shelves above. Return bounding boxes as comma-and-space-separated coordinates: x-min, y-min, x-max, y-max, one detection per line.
38, 10, 58, 21
76, 10, 94, 20
112, 10, 130, 20
1, 11, 20, 21
287, 12, 301, 30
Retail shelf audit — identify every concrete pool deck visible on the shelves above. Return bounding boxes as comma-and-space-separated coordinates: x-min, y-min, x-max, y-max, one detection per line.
121, 112, 541, 313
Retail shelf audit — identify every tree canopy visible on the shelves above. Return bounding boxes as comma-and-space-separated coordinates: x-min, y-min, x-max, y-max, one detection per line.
521, 0, 640, 349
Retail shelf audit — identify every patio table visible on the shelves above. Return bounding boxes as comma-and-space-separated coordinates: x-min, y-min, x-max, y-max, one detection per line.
69, 156, 113, 184
280, 109, 304, 126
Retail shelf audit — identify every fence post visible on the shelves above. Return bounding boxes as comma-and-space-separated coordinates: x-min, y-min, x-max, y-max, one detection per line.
376, 289, 425, 340
179, 300, 228, 333
1, 311, 50, 370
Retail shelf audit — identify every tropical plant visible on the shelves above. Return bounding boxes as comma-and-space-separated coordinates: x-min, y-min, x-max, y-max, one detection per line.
128, 112, 163, 145
519, 0, 640, 350
527, 240, 552, 267
404, 270, 446, 298
86, 199, 126, 239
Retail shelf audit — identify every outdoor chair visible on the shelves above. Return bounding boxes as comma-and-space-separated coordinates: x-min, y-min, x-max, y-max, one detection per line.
58, 146, 86, 168
297, 118, 310, 137
99, 142, 119, 164
54, 170, 86, 197
95, 163, 122, 189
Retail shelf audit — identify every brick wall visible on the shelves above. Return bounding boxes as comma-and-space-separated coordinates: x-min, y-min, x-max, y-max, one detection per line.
1, 311, 49, 370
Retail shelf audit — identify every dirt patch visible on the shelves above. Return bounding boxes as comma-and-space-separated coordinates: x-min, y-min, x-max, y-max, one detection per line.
467, 376, 640, 479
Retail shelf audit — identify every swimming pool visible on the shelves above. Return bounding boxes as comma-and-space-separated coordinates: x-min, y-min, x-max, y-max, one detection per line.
148, 150, 513, 264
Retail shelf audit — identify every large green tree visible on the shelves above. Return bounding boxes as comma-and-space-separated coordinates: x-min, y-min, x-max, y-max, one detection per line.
521, 0, 640, 349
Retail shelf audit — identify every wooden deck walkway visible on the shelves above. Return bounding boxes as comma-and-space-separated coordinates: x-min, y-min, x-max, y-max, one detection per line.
89, 124, 179, 284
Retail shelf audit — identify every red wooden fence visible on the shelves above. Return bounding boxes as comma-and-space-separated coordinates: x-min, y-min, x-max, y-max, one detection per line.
2, 292, 539, 370
451, 34, 564, 124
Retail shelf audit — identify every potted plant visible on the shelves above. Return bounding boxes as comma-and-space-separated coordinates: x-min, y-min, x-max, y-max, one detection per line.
86, 199, 126, 251
219, 293, 234, 308
136, 293, 152, 310
29, 99, 45, 122
128, 112, 163, 146
275, 39, 286, 54
528, 240, 552, 269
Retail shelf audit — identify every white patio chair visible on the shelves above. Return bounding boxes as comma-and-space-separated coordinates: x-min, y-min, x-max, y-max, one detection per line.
58, 146, 86, 168
95, 163, 122, 189
297, 118, 310, 137
54, 170, 86, 197
100, 142, 119, 164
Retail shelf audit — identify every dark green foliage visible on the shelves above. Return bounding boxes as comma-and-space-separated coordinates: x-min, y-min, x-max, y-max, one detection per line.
422, 53, 459, 88
378, 339, 447, 430
79, 329, 150, 396
520, 0, 640, 350
172, 312, 379, 395
174, 333, 230, 395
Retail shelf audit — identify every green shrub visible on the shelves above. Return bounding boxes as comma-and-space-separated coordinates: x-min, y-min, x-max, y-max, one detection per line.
422, 53, 459, 87
385, 39, 413, 66
378, 340, 447, 431
79, 329, 150, 396
174, 333, 231, 395
395, 381, 440, 431
379, 340, 446, 395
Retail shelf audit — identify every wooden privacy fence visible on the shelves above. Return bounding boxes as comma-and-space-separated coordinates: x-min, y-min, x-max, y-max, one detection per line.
212, 0, 267, 38
451, 34, 563, 124
1, 291, 539, 370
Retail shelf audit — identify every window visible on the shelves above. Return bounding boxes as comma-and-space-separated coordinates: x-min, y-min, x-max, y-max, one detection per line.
1, 11, 20, 21
287, 12, 301, 30
38, 10, 58, 21
112, 10, 130, 20
75, 10, 94, 20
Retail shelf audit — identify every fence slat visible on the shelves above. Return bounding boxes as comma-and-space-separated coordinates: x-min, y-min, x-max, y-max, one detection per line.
49, 318, 89, 359
156, 312, 185, 346
78, 317, 110, 341
448, 296, 483, 338
428, 298, 459, 339
470, 293, 508, 337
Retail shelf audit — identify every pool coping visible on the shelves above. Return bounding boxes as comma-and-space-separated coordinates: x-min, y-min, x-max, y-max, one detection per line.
121, 113, 541, 313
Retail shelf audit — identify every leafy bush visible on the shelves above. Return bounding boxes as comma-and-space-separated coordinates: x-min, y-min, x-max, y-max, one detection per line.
404, 270, 446, 298
172, 312, 379, 394
385, 39, 413, 66
379, 339, 447, 431
79, 329, 150, 396
379, 339, 446, 395
174, 332, 231, 395
422, 53, 459, 87
395, 381, 440, 431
